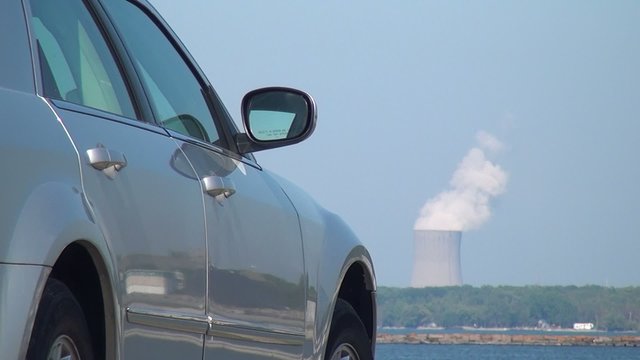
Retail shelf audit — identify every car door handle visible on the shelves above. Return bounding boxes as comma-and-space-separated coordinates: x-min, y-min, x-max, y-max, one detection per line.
87, 147, 127, 171
202, 176, 236, 198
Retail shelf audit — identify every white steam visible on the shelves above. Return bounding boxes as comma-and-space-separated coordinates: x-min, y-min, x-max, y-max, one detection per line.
414, 131, 508, 231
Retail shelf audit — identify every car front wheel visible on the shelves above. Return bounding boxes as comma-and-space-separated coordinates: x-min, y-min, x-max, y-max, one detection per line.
26, 278, 94, 360
325, 299, 372, 360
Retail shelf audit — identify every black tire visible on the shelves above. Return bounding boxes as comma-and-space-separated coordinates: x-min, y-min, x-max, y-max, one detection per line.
26, 278, 94, 360
325, 299, 373, 360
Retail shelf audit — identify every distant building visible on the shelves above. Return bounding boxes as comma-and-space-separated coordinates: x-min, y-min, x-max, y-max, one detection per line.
411, 230, 462, 287
573, 323, 595, 330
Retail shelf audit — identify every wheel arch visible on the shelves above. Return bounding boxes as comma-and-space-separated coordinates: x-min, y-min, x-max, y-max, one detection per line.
302, 211, 377, 359
48, 240, 117, 360
336, 260, 377, 344
3, 182, 120, 359
324, 251, 376, 360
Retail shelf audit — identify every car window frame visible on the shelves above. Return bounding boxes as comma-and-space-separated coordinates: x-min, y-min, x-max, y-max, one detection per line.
95, 0, 245, 155
22, 0, 146, 122
24, 0, 158, 125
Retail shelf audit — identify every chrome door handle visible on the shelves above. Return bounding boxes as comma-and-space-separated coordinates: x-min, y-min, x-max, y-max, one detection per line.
87, 147, 127, 171
202, 176, 236, 198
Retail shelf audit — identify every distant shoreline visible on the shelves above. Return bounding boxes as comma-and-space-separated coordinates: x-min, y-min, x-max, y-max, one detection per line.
377, 332, 640, 346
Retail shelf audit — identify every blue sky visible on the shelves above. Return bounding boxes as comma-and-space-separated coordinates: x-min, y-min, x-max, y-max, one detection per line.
151, 0, 640, 287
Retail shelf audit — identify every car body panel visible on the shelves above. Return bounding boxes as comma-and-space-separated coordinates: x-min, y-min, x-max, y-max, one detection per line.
50, 103, 208, 359
0, 264, 50, 360
0, 89, 83, 265
205, 164, 306, 337
267, 172, 377, 359
0, 0, 376, 359
172, 140, 306, 359
0, 264, 51, 359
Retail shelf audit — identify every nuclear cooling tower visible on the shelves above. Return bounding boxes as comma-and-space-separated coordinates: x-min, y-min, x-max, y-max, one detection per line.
411, 230, 462, 287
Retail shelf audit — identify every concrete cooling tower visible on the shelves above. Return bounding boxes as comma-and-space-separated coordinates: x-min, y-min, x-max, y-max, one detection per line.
411, 230, 462, 287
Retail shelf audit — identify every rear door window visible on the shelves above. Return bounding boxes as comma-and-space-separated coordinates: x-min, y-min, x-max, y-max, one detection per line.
30, 0, 137, 119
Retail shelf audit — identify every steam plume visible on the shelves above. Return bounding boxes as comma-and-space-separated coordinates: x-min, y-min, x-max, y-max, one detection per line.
414, 131, 508, 231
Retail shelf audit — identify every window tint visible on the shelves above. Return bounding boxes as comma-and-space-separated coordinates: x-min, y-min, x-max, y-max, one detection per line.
30, 0, 136, 119
101, 0, 221, 145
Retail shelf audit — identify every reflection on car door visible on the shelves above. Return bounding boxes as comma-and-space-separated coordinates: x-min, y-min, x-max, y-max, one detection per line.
177, 142, 307, 360
30, 0, 207, 358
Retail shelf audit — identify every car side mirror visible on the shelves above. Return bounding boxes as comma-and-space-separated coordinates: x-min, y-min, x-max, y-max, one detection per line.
236, 87, 317, 154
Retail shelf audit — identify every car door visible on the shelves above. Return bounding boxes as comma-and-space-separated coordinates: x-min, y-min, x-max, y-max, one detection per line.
190, 143, 307, 360
29, 0, 208, 358
95, 1, 308, 358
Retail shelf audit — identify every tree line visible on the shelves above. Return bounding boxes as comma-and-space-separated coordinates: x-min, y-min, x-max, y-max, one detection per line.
377, 285, 640, 331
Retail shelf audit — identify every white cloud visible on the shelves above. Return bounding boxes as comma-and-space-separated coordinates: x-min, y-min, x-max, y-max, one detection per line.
476, 130, 504, 153
414, 131, 508, 231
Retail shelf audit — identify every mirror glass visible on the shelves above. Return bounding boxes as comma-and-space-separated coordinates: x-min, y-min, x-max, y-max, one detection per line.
246, 91, 309, 142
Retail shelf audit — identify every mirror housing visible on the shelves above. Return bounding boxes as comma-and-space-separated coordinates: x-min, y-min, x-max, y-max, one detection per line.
236, 87, 317, 154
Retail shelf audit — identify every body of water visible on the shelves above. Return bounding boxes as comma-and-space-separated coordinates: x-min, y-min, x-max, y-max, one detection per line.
379, 327, 640, 337
376, 344, 640, 360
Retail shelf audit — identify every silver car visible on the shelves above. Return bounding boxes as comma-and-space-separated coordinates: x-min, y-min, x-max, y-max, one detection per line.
0, 0, 376, 359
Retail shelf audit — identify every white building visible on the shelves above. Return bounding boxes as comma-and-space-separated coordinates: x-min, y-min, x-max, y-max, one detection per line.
573, 323, 595, 330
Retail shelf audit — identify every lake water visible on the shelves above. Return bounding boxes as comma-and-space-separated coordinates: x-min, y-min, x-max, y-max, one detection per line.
379, 327, 640, 337
376, 344, 640, 359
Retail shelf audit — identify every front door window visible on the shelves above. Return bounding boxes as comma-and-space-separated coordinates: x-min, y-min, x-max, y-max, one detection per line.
100, 0, 223, 145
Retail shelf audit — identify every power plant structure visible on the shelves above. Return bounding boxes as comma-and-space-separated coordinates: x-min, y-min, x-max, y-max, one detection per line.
411, 230, 462, 287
